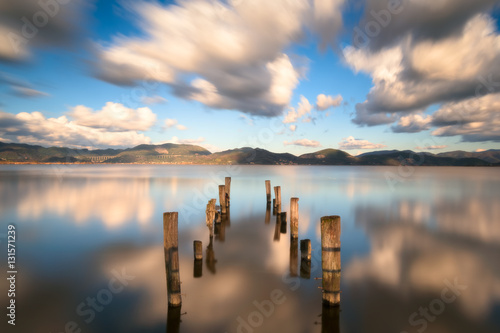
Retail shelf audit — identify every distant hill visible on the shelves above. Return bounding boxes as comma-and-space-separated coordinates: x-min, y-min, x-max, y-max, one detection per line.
0, 141, 497, 166
298, 149, 356, 165
437, 150, 500, 164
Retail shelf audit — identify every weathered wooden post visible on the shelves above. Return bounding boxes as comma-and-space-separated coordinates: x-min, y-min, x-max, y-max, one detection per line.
206, 236, 216, 274
219, 185, 226, 214
217, 214, 226, 242
321, 216, 341, 306
163, 212, 181, 307
290, 198, 299, 238
322, 304, 340, 333
265, 202, 271, 224
194, 240, 203, 260
167, 305, 182, 333
265, 180, 271, 203
274, 186, 281, 213
274, 213, 281, 241
290, 238, 298, 277
193, 240, 203, 278
280, 212, 287, 234
272, 199, 276, 216
206, 200, 216, 237
225, 177, 231, 207
300, 239, 311, 279
300, 239, 311, 260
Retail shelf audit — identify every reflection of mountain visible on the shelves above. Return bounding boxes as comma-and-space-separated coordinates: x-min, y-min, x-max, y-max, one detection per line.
346, 203, 500, 332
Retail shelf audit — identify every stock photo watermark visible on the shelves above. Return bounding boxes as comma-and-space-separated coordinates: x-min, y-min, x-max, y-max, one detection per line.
400, 277, 468, 333
353, 0, 406, 48
229, 244, 323, 332
7, 0, 73, 55
5, 225, 17, 326
50, 267, 135, 333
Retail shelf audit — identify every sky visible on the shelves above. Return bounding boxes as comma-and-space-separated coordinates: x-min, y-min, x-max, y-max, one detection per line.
0, 0, 499, 155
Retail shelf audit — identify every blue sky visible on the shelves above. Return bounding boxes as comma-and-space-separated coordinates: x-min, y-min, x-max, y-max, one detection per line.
0, 0, 499, 155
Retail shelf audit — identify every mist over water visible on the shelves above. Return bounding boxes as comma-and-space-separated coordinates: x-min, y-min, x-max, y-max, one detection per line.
0, 165, 499, 333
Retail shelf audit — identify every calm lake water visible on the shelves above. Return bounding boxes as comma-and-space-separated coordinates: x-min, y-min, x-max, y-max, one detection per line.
1, 165, 499, 333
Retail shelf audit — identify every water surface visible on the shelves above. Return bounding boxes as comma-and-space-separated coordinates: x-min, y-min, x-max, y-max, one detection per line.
0, 165, 499, 333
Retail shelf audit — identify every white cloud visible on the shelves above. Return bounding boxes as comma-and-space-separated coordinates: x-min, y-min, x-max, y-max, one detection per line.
164, 119, 178, 128
69, 102, 157, 132
289, 125, 297, 132
12, 87, 49, 98
0, 110, 151, 149
93, 0, 344, 116
431, 93, 500, 142
415, 145, 448, 150
315, 94, 342, 111
0, 0, 89, 62
283, 138, 321, 147
141, 95, 167, 105
344, 14, 500, 133
392, 113, 432, 133
167, 136, 205, 145
164, 119, 188, 131
283, 95, 313, 124
338, 136, 386, 150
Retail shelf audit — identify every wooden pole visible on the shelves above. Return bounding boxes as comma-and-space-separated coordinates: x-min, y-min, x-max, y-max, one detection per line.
219, 185, 226, 214
274, 213, 281, 241
193, 259, 202, 278
290, 198, 299, 238
272, 199, 276, 216
300, 257, 311, 279
274, 186, 281, 213
322, 304, 340, 333
193, 240, 203, 260
321, 216, 341, 307
206, 236, 216, 274
300, 239, 311, 260
225, 177, 231, 207
265, 180, 271, 203
290, 238, 298, 277
280, 212, 287, 234
265, 202, 271, 224
163, 212, 182, 307
206, 200, 216, 237
167, 305, 182, 333
193, 240, 203, 278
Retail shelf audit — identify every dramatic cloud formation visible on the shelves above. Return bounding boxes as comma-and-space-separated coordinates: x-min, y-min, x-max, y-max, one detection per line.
0, 103, 156, 148
388, 93, 500, 142
68, 102, 157, 132
283, 138, 321, 147
345, 10, 500, 143
355, 0, 498, 51
431, 93, 500, 142
338, 136, 386, 150
0, 0, 89, 62
92, 0, 345, 116
315, 93, 343, 111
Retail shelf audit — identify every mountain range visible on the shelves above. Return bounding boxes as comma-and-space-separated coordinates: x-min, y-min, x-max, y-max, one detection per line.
0, 141, 499, 166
